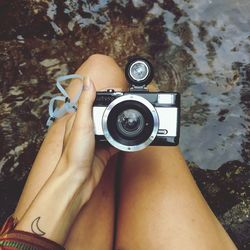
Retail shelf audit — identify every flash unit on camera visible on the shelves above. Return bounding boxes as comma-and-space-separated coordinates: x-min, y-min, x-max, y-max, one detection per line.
125, 56, 154, 89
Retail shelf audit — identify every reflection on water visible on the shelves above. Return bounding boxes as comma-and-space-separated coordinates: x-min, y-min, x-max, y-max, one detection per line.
170, 0, 250, 169
45, 0, 249, 169
0, 0, 249, 171
0, 0, 249, 172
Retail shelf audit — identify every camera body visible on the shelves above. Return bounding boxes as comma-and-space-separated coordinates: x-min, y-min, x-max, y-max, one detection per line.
93, 56, 180, 152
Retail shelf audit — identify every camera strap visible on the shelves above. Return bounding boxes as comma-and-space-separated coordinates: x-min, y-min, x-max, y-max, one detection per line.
46, 74, 84, 127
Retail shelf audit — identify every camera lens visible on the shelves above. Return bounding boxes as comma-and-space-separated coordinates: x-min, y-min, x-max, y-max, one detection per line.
116, 109, 145, 138
130, 61, 148, 81
102, 95, 159, 152
107, 101, 152, 146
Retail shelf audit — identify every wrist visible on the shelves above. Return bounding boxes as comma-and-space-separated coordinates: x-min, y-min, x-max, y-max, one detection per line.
15, 167, 87, 244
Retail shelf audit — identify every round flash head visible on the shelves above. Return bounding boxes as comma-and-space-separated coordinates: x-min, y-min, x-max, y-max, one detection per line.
125, 57, 154, 88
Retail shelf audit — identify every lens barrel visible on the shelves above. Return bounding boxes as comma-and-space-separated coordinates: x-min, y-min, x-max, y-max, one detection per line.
116, 109, 145, 138
102, 95, 159, 152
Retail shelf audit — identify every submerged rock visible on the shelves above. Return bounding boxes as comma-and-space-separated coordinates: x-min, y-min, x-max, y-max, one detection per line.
190, 161, 250, 249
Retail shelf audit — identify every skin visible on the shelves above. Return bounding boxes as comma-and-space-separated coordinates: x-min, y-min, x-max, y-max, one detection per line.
11, 54, 237, 250
15, 77, 118, 244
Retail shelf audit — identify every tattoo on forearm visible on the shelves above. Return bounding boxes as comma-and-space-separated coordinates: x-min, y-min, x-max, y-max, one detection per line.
31, 217, 46, 236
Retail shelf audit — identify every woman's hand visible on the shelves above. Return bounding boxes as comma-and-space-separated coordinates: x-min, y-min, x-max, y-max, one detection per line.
54, 76, 117, 200
15, 76, 118, 244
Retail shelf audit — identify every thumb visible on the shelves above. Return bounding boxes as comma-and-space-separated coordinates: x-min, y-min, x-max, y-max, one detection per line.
73, 76, 96, 130
95, 145, 119, 166
64, 76, 96, 167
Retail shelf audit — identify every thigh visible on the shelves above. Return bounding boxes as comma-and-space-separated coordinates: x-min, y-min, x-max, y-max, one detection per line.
115, 146, 236, 250
13, 54, 127, 249
64, 155, 117, 250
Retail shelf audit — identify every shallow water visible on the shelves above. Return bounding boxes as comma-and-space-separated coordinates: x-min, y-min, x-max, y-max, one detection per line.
46, 0, 250, 169
170, 0, 250, 169
0, 0, 249, 248
0, 0, 249, 172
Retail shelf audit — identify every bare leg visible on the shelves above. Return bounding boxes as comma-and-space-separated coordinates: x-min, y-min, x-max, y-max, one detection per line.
115, 147, 237, 250
14, 54, 128, 250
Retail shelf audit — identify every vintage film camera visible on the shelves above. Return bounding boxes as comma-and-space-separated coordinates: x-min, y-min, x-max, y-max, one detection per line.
93, 56, 180, 152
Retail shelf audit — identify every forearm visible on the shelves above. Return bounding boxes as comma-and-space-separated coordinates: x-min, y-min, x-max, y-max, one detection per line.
8, 76, 105, 247
15, 163, 87, 245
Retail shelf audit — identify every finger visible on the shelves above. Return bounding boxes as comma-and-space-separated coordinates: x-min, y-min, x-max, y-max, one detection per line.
63, 76, 96, 166
72, 76, 96, 132
63, 113, 76, 146
92, 146, 119, 185
95, 146, 119, 167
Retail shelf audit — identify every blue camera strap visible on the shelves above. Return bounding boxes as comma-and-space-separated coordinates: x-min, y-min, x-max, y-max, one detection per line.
46, 74, 84, 127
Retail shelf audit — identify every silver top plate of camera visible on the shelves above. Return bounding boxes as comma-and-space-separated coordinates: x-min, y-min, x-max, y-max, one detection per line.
157, 94, 175, 104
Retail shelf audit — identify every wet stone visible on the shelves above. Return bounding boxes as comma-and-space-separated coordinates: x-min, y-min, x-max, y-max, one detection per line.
190, 161, 250, 249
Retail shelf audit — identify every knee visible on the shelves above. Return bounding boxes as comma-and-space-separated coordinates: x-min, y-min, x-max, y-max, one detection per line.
78, 53, 127, 91
86, 53, 116, 65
